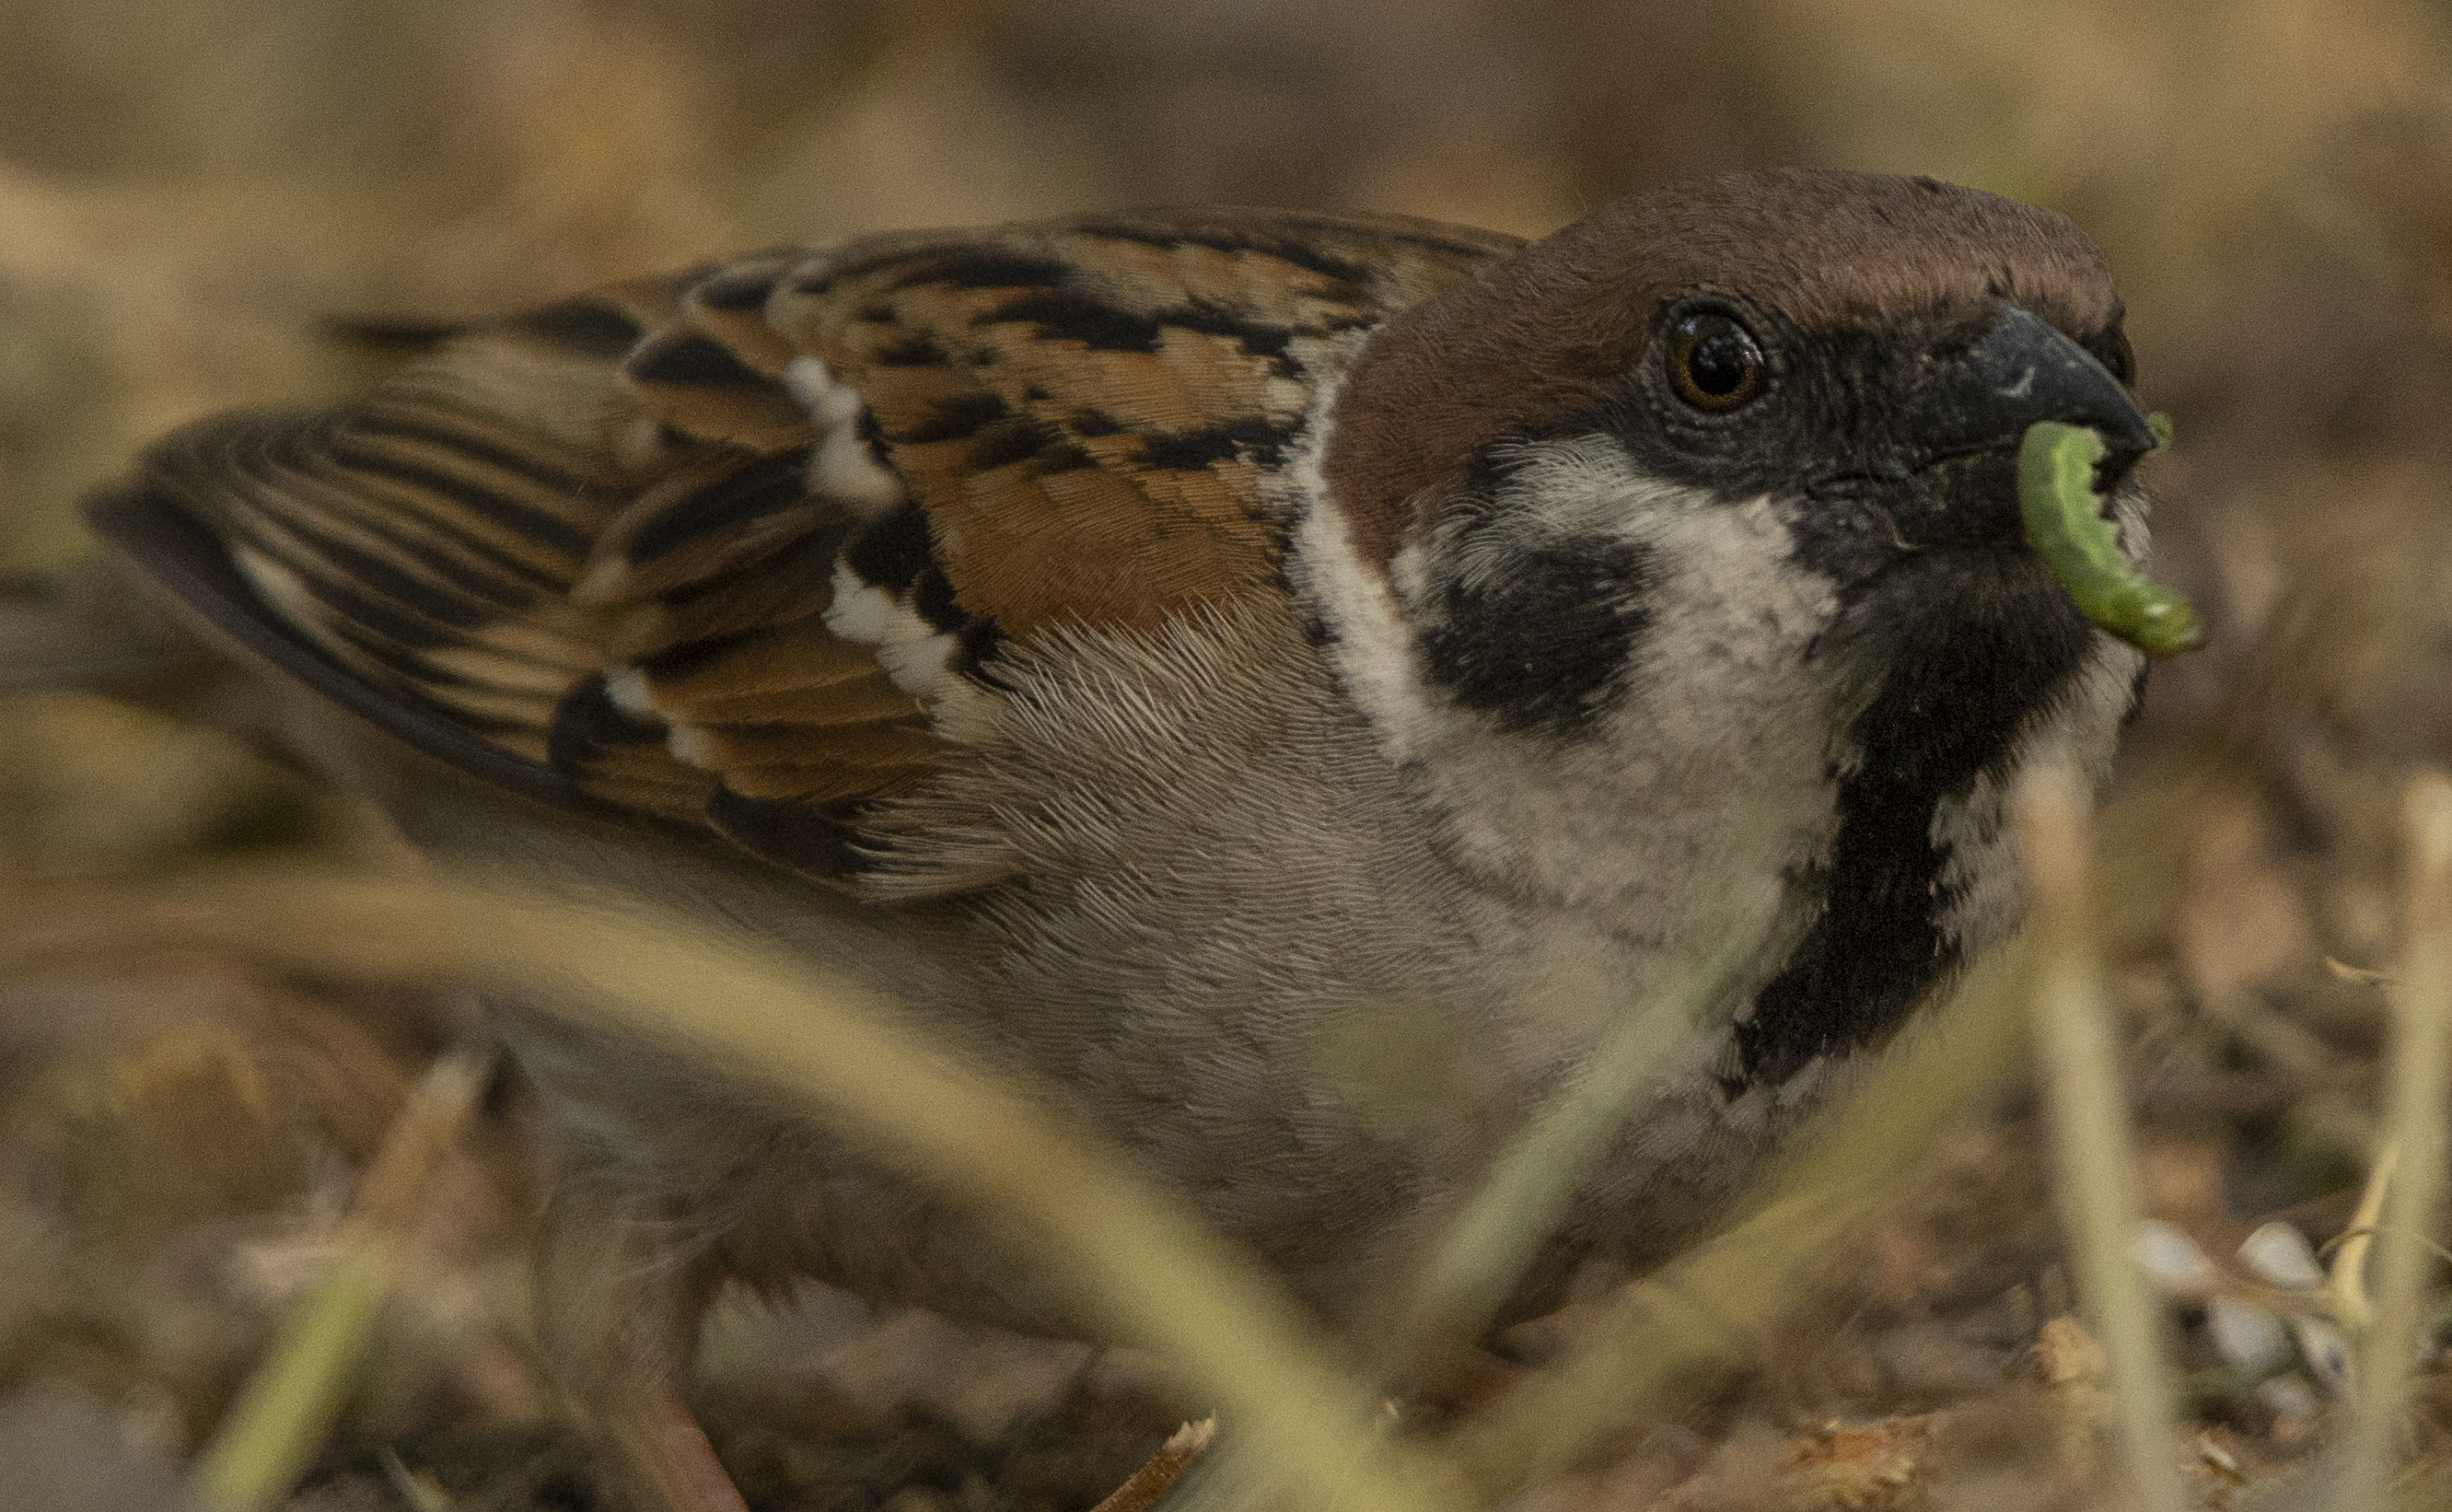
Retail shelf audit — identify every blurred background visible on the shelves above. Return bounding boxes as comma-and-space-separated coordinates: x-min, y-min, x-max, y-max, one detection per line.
4, 1, 2452, 1506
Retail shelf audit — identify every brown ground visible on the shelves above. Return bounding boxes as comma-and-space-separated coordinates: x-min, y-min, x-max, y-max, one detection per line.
4, 3, 2451, 1508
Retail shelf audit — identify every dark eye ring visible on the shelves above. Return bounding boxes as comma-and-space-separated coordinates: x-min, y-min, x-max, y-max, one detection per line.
1667, 311, 1767, 413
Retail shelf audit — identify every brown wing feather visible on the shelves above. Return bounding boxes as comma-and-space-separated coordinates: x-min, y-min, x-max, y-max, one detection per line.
89, 209, 1518, 889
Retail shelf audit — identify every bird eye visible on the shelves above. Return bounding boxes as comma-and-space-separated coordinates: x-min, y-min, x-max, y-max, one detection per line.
1667, 311, 1767, 413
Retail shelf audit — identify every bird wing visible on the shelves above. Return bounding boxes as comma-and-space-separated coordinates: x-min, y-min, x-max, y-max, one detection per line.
86, 210, 1517, 890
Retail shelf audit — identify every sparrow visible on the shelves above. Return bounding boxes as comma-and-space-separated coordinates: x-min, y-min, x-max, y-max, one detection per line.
37, 169, 2159, 1509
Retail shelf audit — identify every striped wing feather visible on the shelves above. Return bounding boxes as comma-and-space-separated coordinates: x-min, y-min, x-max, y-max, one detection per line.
90, 211, 1520, 888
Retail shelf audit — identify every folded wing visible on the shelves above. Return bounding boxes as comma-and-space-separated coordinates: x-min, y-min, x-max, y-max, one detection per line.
87, 212, 1519, 890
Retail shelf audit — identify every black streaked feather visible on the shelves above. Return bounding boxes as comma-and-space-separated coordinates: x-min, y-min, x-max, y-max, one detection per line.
514, 298, 645, 358
623, 449, 818, 564
1137, 419, 1297, 472
705, 788, 876, 880
629, 333, 785, 392
691, 268, 781, 312
841, 504, 936, 595
82, 482, 581, 803
550, 679, 672, 773
325, 445, 596, 568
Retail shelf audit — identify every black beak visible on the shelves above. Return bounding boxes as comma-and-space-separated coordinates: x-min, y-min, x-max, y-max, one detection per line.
1907, 302, 2155, 480
1856, 301, 2154, 551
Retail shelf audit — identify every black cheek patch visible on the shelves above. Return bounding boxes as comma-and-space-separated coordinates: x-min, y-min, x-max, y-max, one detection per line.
1420, 538, 1657, 737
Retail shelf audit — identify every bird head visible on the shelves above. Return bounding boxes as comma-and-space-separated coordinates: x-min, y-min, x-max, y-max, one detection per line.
1298, 169, 2155, 1083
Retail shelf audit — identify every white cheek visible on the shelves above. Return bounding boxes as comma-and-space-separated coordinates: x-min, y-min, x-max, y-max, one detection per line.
1298, 425, 1849, 972
1412, 437, 1846, 923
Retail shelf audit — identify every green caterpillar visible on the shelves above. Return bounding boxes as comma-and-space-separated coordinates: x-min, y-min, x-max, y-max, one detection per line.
2017, 417, 2202, 658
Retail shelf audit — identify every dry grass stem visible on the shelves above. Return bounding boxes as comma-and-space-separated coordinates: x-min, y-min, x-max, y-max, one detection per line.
2329, 1141, 2398, 1335
0, 865, 1453, 1512
2016, 763, 2186, 1512
2330, 774, 2452, 1511
1087, 1417, 1214, 1512
378, 1447, 457, 1512
1449, 931, 2039, 1497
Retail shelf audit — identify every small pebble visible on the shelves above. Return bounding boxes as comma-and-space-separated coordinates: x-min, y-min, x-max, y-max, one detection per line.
2207, 1296, 2290, 1372
2134, 1219, 2216, 1296
2237, 1222, 2326, 1292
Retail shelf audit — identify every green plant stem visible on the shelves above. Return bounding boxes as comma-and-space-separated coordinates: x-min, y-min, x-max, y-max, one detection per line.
193, 1236, 400, 1512
190, 1048, 487, 1512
